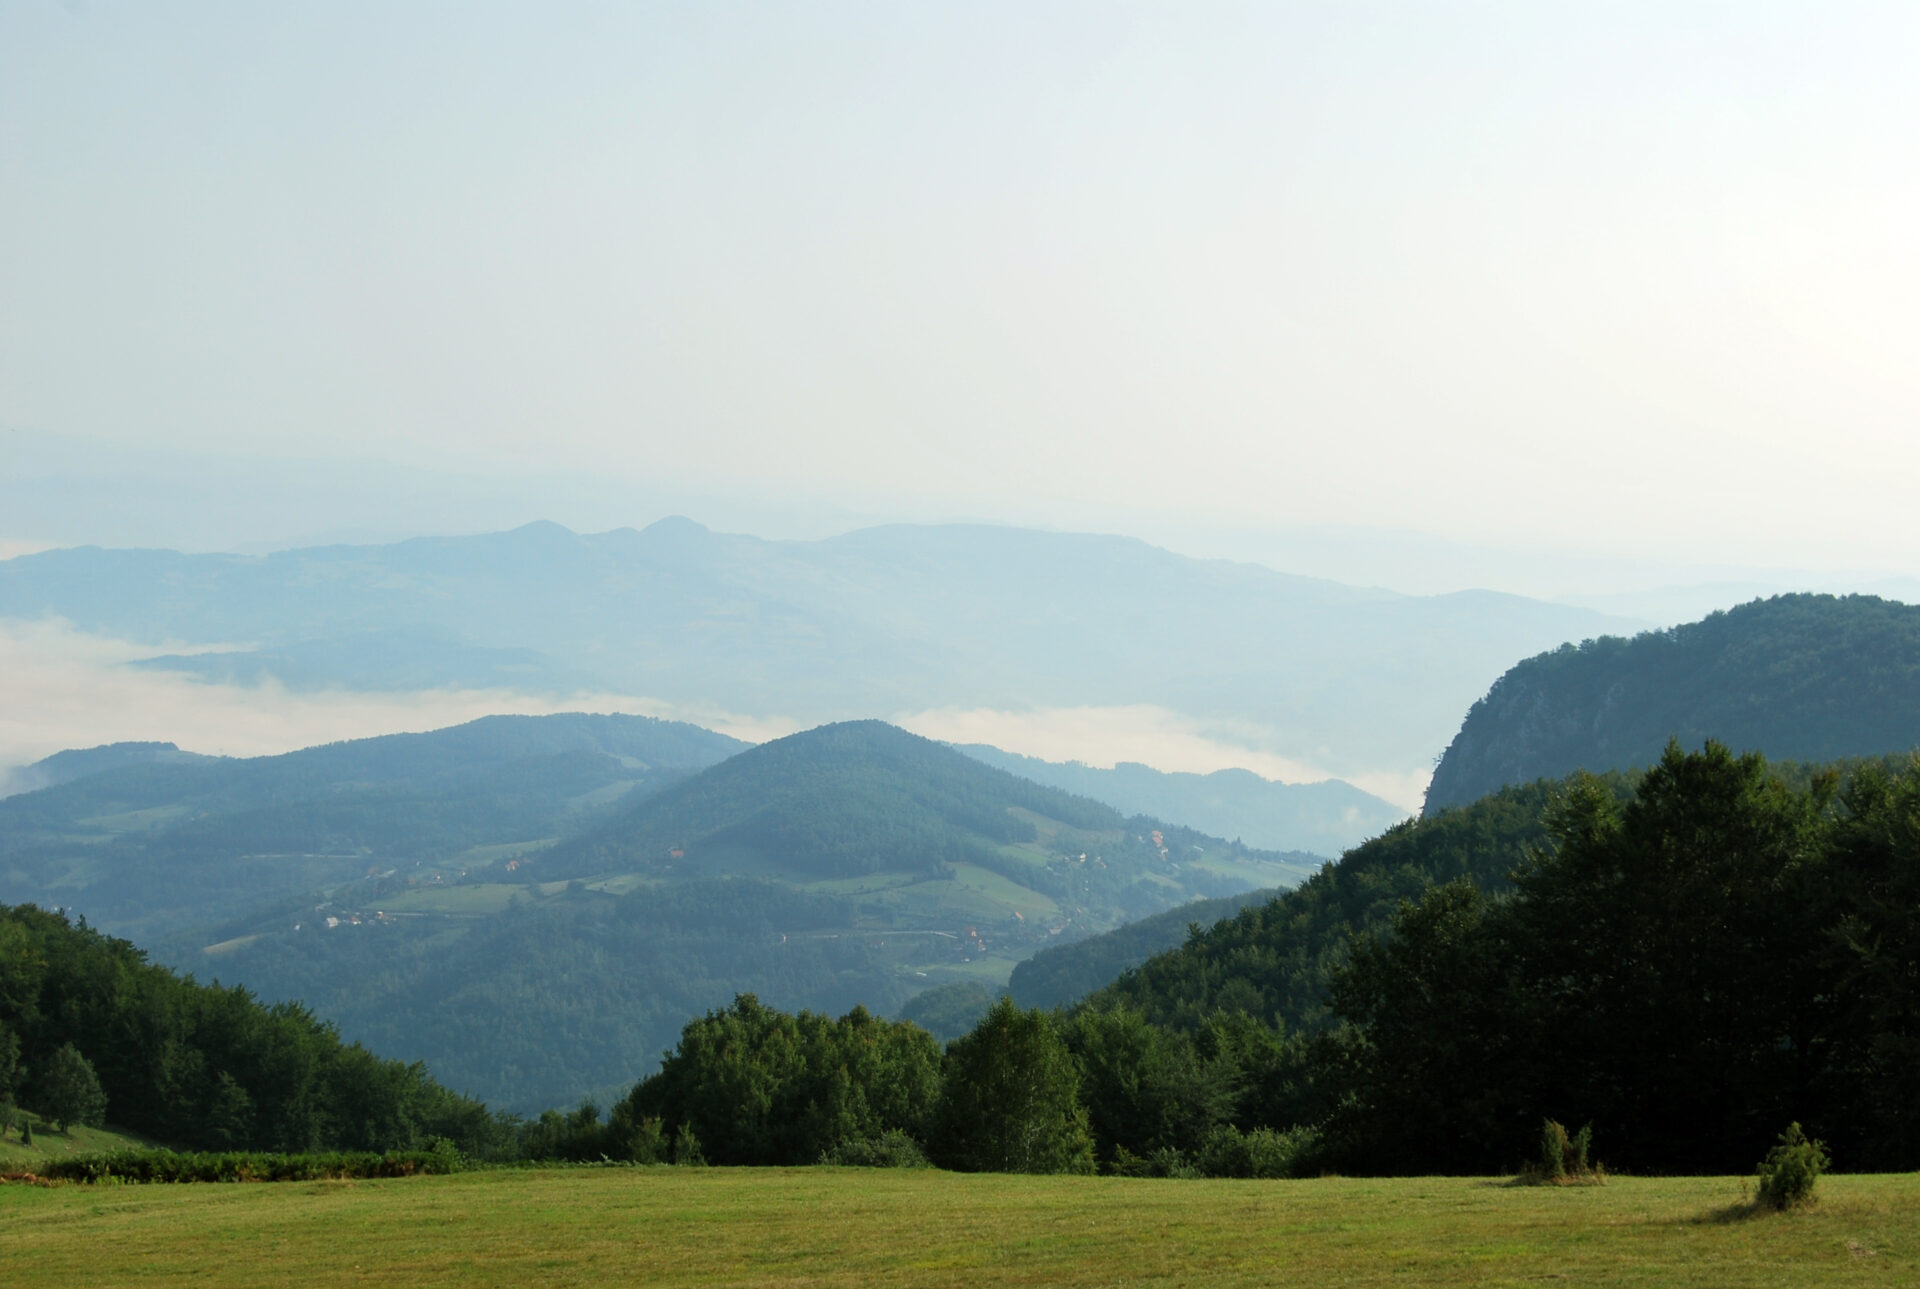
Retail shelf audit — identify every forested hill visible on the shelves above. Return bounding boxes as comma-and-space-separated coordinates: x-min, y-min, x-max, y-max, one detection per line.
0, 903, 497, 1154
1006, 887, 1281, 1011
0, 712, 746, 938
542, 721, 1318, 893
1080, 774, 1629, 1035
1425, 593, 1920, 812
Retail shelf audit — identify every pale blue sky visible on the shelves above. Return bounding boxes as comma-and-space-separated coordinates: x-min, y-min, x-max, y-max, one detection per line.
5, 2, 1919, 572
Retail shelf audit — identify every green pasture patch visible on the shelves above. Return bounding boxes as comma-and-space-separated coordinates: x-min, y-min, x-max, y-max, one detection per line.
585, 872, 659, 896
846, 864, 1056, 925
1008, 806, 1124, 849
453, 839, 556, 868
72, 804, 192, 834
904, 954, 1021, 987
2, 1168, 1914, 1287
945, 862, 1058, 919
375, 884, 533, 916
991, 841, 1056, 869
800, 872, 924, 897
0, 1118, 165, 1169
1183, 850, 1317, 887
564, 780, 644, 812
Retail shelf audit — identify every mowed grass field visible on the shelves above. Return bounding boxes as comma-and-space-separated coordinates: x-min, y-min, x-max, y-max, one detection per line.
4, 1167, 1916, 1287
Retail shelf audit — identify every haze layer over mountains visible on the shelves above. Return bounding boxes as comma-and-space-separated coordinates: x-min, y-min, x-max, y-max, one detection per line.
0, 517, 1642, 811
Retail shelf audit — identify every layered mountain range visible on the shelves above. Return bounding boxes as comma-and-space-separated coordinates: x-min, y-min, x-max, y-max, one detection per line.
0, 518, 1640, 792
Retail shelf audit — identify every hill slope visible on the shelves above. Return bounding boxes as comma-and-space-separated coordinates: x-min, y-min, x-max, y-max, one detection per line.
1005, 887, 1282, 1011
0, 903, 496, 1154
0, 712, 746, 938
1079, 775, 1620, 1034
1425, 593, 1920, 811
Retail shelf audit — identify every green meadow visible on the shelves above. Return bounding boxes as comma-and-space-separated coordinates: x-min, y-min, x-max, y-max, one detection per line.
4, 1168, 1915, 1287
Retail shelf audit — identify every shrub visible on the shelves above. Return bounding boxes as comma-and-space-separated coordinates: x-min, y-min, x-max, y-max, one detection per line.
1195, 1124, 1318, 1179
1521, 1119, 1603, 1185
36, 1148, 469, 1184
1110, 1144, 1199, 1178
671, 1122, 706, 1167
819, 1130, 930, 1168
1754, 1123, 1829, 1211
608, 1112, 667, 1164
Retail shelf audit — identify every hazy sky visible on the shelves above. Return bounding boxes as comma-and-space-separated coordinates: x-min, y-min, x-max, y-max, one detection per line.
5, 2, 1919, 572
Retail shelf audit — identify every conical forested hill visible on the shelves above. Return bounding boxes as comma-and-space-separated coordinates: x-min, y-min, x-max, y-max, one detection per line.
545, 720, 1133, 881
1425, 593, 1920, 812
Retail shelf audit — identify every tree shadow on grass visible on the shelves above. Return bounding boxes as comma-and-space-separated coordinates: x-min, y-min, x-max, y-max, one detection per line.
1692, 1198, 1794, 1225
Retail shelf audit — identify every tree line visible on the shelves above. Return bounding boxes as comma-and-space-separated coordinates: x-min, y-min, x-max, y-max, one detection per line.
0, 904, 500, 1154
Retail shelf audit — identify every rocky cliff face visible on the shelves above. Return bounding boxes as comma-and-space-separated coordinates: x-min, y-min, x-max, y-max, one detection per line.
1424, 594, 1920, 813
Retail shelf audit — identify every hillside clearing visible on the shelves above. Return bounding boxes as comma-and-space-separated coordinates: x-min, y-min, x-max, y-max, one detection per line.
3, 1168, 1914, 1287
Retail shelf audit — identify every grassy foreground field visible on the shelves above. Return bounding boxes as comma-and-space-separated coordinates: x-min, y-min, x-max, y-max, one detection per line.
3, 1166, 1915, 1287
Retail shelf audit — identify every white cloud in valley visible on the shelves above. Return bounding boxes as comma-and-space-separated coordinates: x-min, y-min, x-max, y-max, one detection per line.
0, 619, 798, 792
0, 619, 1430, 811
894, 704, 1427, 813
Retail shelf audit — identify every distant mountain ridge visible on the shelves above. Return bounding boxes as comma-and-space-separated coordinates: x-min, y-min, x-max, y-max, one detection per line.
1, 740, 209, 797
0, 518, 1641, 786
0, 712, 747, 936
1425, 594, 1920, 812
953, 745, 1405, 856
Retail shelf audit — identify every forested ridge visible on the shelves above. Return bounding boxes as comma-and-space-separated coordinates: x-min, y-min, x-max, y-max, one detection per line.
1427, 593, 1920, 810
0, 712, 745, 938
548, 720, 1138, 880
1078, 774, 1621, 1033
0, 904, 497, 1154
1007, 888, 1282, 1011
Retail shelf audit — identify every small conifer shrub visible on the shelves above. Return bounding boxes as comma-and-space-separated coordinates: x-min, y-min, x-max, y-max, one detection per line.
1521, 1119, 1603, 1185
1754, 1122, 1829, 1211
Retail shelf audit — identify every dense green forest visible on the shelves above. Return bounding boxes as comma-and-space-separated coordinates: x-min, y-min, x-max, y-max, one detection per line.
580, 745, 1919, 1177
1426, 593, 1920, 811
1079, 775, 1619, 1034
0, 904, 499, 1154
1007, 888, 1281, 1011
1326, 743, 1920, 1173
